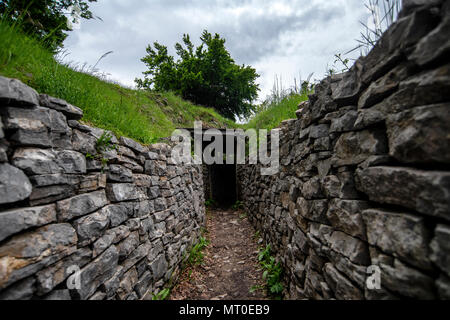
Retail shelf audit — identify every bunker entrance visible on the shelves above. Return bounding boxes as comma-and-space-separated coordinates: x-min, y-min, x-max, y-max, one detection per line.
181, 128, 239, 208
207, 164, 237, 207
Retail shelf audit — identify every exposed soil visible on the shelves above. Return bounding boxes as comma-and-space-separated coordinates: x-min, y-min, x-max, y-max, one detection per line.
170, 209, 268, 300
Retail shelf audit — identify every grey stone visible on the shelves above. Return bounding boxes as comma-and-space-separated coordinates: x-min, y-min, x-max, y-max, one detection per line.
154, 198, 167, 212
75, 246, 119, 300
57, 190, 108, 222
151, 254, 168, 280
135, 271, 152, 298
117, 232, 140, 260
89, 291, 106, 300
309, 124, 329, 139
329, 110, 358, 133
331, 59, 364, 106
430, 224, 450, 277
356, 166, 450, 220
44, 289, 72, 300
116, 266, 138, 300
0, 163, 32, 205
72, 129, 97, 155
323, 263, 364, 300
376, 254, 436, 299
0, 204, 57, 242
377, 64, 450, 113
120, 242, 151, 273
329, 231, 370, 265
119, 136, 148, 154
387, 104, 450, 164
363, 209, 431, 270
327, 200, 369, 240
92, 233, 115, 258
39, 94, 83, 120
301, 177, 324, 199
333, 130, 388, 166
436, 275, 450, 300
35, 247, 92, 295
409, 3, 450, 66
73, 210, 110, 246
0, 76, 39, 106
101, 203, 134, 228
106, 183, 139, 202
107, 164, 133, 183
297, 198, 329, 225
0, 277, 35, 300
13, 148, 86, 175
0, 224, 77, 290
107, 225, 131, 244
353, 108, 385, 130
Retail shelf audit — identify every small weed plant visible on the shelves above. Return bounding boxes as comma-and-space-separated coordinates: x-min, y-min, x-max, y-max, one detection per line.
152, 288, 170, 300
257, 244, 284, 299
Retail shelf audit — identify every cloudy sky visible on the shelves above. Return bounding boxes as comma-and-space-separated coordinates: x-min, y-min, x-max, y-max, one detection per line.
63, 0, 370, 101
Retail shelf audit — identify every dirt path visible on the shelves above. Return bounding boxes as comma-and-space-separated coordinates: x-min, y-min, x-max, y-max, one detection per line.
170, 209, 268, 300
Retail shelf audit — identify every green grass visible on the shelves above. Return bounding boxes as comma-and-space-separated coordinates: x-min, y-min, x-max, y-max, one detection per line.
243, 93, 309, 131
0, 19, 236, 144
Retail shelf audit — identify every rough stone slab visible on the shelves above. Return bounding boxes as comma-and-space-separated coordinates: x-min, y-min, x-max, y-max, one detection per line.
0, 277, 35, 300
323, 263, 364, 300
107, 164, 133, 183
75, 246, 119, 300
331, 59, 364, 106
39, 94, 83, 120
106, 183, 139, 202
35, 247, 92, 295
0, 163, 32, 205
430, 224, 450, 277
333, 129, 388, 166
12, 148, 86, 175
92, 233, 115, 258
409, 2, 450, 66
363, 209, 431, 270
119, 136, 148, 154
436, 275, 450, 300
0, 76, 39, 106
373, 251, 436, 299
73, 210, 110, 246
387, 104, 450, 164
117, 232, 140, 260
329, 231, 370, 266
0, 224, 77, 290
0, 204, 57, 242
72, 129, 97, 155
151, 254, 168, 281
101, 203, 134, 228
57, 190, 108, 222
376, 64, 450, 114
326, 200, 369, 240
356, 166, 450, 220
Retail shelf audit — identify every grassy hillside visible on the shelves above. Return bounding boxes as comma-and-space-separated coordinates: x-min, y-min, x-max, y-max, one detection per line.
243, 93, 309, 131
0, 20, 236, 145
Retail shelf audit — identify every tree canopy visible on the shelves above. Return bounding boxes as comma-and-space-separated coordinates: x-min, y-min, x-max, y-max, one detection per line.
0, 0, 97, 52
136, 30, 260, 120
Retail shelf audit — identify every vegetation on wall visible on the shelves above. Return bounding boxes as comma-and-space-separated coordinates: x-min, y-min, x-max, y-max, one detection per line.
136, 30, 260, 120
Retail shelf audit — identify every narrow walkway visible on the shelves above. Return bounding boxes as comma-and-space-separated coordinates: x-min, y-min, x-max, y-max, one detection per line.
170, 209, 268, 300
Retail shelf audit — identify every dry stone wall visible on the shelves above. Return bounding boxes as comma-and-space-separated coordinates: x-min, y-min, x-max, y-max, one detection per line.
0, 77, 205, 300
238, 0, 450, 300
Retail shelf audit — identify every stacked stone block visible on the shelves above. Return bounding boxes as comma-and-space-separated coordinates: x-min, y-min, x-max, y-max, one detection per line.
0, 77, 205, 300
238, 0, 450, 300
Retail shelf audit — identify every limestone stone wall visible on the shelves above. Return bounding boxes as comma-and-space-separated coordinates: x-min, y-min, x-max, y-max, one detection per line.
238, 0, 450, 300
0, 77, 205, 300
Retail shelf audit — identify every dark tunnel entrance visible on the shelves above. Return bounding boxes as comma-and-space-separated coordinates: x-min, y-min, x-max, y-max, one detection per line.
208, 164, 237, 207
181, 128, 239, 208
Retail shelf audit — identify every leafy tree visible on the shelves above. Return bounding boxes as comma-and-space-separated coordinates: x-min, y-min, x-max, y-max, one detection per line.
0, 0, 98, 52
136, 30, 260, 120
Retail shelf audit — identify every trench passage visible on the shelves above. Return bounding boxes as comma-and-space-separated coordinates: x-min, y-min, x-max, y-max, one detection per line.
170, 129, 266, 300
170, 208, 267, 300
